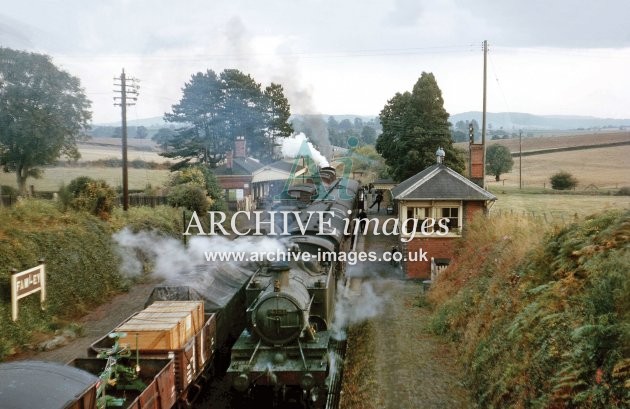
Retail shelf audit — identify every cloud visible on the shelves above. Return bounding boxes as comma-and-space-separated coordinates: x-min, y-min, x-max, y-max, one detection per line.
384, 0, 425, 26
0, 14, 34, 49
3, 1, 630, 122
456, 0, 630, 48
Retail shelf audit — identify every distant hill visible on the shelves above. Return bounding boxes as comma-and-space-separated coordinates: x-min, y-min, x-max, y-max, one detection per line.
95, 112, 630, 133
95, 116, 168, 128
450, 111, 630, 131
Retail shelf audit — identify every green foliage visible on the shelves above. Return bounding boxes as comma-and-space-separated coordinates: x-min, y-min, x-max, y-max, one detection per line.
428, 211, 630, 408
263, 83, 294, 161
1, 185, 18, 196
551, 170, 578, 190
162, 69, 293, 166
167, 184, 208, 214
0, 200, 125, 360
0, 47, 91, 194
615, 186, 630, 196
109, 205, 182, 236
486, 144, 514, 181
168, 167, 206, 187
59, 177, 118, 219
376, 72, 465, 182
198, 166, 227, 211
165, 165, 226, 212
348, 145, 388, 181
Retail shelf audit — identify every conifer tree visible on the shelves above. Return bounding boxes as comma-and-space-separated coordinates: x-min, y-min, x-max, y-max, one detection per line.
376, 72, 464, 181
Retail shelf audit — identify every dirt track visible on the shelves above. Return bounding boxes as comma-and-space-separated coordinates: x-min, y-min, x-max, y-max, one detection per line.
24, 282, 158, 363
340, 212, 471, 409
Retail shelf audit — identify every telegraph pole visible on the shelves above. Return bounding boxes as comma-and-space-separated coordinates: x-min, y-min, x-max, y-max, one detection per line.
481, 40, 488, 186
114, 69, 139, 211
519, 129, 523, 189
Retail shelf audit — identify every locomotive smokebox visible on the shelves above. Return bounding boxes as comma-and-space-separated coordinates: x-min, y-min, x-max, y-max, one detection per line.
250, 262, 311, 345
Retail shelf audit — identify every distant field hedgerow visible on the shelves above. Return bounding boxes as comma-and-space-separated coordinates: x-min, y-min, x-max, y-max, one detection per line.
428, 210, 629, 408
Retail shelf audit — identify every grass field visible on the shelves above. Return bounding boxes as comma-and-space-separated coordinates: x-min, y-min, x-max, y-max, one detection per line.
455, 131, 630, 153
76, 144, 167, 163
485, 144, 630, 190
0, 139, 171, 191
488, 189, 630, 219
0, 167, 170, 192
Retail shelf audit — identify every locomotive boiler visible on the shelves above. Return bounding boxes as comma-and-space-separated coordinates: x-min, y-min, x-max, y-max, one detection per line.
227, 176, 360, 408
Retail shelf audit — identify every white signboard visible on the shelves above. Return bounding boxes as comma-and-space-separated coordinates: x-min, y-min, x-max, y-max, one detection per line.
10, 263, 46, 321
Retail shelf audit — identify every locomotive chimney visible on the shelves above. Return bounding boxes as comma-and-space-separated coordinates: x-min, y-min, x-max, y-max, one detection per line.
269, 261, 290, 291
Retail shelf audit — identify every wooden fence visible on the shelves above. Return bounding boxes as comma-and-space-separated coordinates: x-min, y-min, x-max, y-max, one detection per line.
1, 194, 169, 209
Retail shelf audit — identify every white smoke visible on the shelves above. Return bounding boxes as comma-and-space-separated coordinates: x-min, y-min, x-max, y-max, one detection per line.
281, 132, 330, 167
113, 228, 286, 282
331, 280, 385, 340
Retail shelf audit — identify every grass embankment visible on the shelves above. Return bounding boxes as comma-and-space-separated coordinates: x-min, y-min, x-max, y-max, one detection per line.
342, 321, 377, 408
428, 211, 629, 408
0, 200, 182, 360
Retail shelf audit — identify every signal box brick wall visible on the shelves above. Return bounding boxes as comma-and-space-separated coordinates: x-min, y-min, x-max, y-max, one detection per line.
402, 237, 456, 279
402, 200, 487, 279
464, 201, 485, 223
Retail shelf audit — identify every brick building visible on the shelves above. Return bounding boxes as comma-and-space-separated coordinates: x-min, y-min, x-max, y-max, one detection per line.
391, 150, 496, 279
214, 136, 263, 211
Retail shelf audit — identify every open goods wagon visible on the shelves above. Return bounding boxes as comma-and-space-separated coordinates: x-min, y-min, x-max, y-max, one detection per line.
89, 301, 216, 407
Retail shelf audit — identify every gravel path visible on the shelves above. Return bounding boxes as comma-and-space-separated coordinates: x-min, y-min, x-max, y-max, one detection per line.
341, 212, 471, 409
23, 281, 157, 363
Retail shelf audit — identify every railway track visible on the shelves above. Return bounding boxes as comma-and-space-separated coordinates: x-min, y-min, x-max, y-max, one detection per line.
325, 337, 347, 409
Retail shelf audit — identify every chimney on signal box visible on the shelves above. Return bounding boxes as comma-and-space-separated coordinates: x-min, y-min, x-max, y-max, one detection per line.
235, 136, 246, 158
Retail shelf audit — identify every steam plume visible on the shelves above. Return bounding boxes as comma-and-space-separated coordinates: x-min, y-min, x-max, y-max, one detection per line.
281, 132, 329, 167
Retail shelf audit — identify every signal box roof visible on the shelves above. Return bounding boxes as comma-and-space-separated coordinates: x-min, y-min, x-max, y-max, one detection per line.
391, 163, 496, 201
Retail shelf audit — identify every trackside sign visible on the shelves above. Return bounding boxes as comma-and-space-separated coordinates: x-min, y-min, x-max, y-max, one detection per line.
10, 263, 46, 321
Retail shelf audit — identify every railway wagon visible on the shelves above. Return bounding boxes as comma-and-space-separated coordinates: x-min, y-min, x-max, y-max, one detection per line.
89, 301, 215, 407
0, 360, 99, 409
144, 262, 254, 371
69, 357, 177, 409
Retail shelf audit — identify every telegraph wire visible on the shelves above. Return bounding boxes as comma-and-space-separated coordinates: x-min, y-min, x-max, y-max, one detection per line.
52, 44, 477, 63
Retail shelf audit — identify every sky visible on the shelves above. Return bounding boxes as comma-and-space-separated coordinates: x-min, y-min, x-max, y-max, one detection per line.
1, 0, 630, 124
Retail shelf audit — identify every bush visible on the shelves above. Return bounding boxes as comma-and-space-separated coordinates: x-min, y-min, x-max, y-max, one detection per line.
74, 180, 118, 220
428, 211, 630, 408
109, 205, 182, 236
615, 186, 630, 196
550, 170, 578, 190
59, 177, 118, 219
0, 200, 125, 360
166, 165, 226, 212
168, 167, 206, 187
167, 183, 208, 214
1, 185, 18, 196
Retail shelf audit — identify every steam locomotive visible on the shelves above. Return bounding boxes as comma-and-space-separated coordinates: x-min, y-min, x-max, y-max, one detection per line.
0, 167, 361, 409
227, 174, 361, 408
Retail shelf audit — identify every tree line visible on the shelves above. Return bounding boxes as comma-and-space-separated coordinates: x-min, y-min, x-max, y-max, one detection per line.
1, 45, 494, 195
